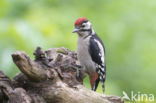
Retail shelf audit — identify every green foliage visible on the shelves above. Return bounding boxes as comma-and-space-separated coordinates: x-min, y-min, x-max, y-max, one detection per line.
0, 0, 156, 102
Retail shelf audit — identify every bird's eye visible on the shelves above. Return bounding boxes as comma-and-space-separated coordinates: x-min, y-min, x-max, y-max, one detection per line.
81, 25, 85, 27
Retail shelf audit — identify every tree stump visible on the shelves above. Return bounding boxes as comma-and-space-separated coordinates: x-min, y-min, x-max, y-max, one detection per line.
0, 47, 124, 103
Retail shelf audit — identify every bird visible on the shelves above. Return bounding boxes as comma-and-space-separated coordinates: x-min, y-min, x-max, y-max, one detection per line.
72, 17, 106, 93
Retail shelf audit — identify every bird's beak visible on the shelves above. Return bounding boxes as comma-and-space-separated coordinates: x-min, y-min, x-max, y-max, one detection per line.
72, 28, 80, 33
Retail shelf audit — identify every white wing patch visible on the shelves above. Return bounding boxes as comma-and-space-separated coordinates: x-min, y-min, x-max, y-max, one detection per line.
94, 39, 105, 66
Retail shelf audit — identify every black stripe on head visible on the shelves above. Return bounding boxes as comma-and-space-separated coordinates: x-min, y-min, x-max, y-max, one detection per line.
82, 20, 88, 24
81, 29, 92, 39
79, 29, 91, 32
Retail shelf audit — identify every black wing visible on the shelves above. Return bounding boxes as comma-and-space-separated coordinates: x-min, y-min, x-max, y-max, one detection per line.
89, 34, 105, 66
88, 34, 106, 92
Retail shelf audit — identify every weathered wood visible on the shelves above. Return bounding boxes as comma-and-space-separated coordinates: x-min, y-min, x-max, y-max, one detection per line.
0, 47, 124, 103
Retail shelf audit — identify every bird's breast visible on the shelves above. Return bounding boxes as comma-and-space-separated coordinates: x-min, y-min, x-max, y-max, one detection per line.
77, 37, 96, 73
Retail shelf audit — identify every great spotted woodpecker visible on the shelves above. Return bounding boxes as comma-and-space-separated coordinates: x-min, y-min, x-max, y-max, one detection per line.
72, 17, 106, 93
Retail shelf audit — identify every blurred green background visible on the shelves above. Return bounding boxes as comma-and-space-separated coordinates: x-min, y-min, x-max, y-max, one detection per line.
0, 0, 156, 102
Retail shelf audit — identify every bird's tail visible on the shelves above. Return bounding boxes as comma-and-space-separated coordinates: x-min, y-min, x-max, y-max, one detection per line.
92, 78, 100, 91
97, 66, 106, 93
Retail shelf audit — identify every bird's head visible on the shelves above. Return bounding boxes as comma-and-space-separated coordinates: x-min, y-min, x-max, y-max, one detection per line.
72, 17, 94, 37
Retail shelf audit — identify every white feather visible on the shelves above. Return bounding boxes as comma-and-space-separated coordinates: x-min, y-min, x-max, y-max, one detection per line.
94, 39, 105, 65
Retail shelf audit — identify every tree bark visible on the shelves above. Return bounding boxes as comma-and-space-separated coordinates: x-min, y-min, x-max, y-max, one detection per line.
0, 47, 124, 103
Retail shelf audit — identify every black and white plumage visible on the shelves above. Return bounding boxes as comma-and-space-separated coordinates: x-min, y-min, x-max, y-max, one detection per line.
89, 34, 106, 92
72, 17, 106, 93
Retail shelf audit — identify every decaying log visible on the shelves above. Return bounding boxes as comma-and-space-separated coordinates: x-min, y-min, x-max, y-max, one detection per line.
0, 47, 124, 103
